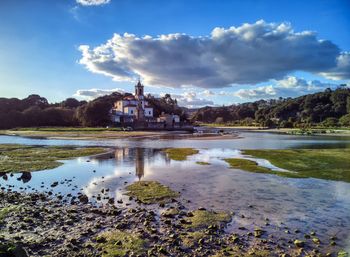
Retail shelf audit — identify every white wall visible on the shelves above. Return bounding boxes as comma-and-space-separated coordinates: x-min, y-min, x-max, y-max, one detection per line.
144, 107, 153, 117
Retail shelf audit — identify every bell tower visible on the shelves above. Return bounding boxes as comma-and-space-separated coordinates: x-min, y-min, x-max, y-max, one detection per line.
135, 79, 144, 100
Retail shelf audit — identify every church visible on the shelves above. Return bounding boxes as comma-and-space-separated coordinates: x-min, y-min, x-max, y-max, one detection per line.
111, 80, 154, 124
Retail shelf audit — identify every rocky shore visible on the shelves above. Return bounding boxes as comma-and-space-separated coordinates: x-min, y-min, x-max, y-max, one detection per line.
1, 188, 348, 257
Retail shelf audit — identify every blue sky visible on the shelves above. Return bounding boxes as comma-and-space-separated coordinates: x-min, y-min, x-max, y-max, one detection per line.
0, 0, 349, 107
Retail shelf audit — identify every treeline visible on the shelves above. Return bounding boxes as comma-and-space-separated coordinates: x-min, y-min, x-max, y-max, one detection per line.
0, 92, 187, 129
191, 86, 350, 128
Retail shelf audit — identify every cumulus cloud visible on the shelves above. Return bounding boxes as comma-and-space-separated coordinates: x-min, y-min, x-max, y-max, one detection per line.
78, 20, 349, 88
76, 0, 111, 6
234, 76, 337, 100
74, 88, 124, 99
320, 52, 350, 80
162, 92, 214, 108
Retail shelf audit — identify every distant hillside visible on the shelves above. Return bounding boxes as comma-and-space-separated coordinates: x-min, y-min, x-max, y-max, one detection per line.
191, 86, 350, 128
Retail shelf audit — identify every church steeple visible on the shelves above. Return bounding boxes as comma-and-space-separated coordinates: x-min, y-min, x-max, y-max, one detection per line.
135, 79, 144, 100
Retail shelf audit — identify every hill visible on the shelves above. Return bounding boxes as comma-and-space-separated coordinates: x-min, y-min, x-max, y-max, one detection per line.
191, 86, 350, 128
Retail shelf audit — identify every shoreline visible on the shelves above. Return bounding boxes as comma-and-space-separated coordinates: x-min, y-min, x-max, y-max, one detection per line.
0, 129, 241, 141
1, 188, 343, 257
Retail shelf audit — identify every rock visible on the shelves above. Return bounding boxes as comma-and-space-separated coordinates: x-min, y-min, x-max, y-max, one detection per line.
78, 194, 89, 204
50, 182, 59, 187
294, 239, 305, 248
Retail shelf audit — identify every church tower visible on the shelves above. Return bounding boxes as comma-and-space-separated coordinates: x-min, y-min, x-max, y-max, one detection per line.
135, 80, 144, 100
135, 79, 145, 121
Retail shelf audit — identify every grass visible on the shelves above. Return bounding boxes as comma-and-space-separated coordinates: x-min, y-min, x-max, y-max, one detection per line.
95, 230, 148, 257
224, 149, 350, 183
196, 161, 211, 165
0, 144, 107, 173
243, 149, 350, 182
185, 210, 231, 229
125, 181, 179, 204
0, 127, 161, 139
164, 148, 199, 161
8, 127, 123, 132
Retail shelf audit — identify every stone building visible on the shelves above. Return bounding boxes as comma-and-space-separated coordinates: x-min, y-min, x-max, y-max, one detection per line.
111, 80, 153, 124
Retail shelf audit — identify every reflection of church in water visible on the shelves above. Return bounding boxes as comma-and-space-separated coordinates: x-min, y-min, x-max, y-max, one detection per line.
114, 148, 157, 180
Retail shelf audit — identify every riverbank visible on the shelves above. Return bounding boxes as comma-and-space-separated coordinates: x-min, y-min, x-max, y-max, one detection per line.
0, 127, 239, 141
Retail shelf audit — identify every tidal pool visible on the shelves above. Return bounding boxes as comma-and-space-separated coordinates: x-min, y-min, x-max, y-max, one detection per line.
1, 132, 350, 253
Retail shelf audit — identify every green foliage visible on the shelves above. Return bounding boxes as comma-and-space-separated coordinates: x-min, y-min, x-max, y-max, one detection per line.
125, 181, 179, 204
191, 87, 350, 128
0, 144, 106, 173
321, 117, 338, 127
339, 114, 350, 126
164, 148, 199, 161
244, 149, 350, 182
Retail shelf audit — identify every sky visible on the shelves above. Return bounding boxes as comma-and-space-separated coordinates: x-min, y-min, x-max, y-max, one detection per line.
0, 0, 349, 107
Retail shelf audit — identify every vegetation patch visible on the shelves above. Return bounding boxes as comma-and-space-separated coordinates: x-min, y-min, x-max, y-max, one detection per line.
164, 148, 199, 161
95, 230, 148, 257
196, 161, 210, 165
243, 149, 350, 182
0, 144, 107, 173
0, 205, 21, 225
181, 231, 206, 248
185, 210, 231, 229
125, 181, 179, 204
224, 158, 272, 173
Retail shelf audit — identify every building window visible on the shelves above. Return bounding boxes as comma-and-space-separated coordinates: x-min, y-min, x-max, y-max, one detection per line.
131, 110, 133, 114
149, 111, 151, 115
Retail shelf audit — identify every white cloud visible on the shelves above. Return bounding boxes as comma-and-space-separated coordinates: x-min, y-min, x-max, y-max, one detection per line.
320, 52, 350, 80
161, 91, 214, 108
78, 20, 349, 89
234, 76, 337, 100
76, 0, 111, 6
74, 88, 124, 99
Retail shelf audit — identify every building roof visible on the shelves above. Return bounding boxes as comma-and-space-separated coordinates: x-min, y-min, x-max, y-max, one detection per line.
123, 95, 136, 100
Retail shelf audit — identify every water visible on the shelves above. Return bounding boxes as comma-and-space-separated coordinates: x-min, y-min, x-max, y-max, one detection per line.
1, 132, 350, 252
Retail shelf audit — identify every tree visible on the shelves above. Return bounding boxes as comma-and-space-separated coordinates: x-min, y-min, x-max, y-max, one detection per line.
60, 98, 81, 109
75, 100, 111, 127
339, 114, 350, 127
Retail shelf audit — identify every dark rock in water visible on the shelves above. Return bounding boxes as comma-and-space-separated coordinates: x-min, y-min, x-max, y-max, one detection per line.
50, 182, 59, 188
78, 194, 89, 204
108, 198, 115, 205
19, 172, 32, 183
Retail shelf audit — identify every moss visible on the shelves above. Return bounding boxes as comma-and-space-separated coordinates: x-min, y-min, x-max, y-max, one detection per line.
223, 158, 272, 173
95, 230, 148, 257
125, 181, 179, 204
164, 148, 199, 161
185, 210, 231, 229
196, 161, 211, 165
181, 231, 206, 248
243, 149, 350, 182
0, 144, 107, 173
0, 205, 21, 224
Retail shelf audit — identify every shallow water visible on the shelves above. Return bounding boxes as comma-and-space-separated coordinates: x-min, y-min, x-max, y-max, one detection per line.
1, 132, 350, 252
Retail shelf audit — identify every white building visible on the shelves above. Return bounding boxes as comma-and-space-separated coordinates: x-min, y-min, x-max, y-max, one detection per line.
111, 81, 153, 123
